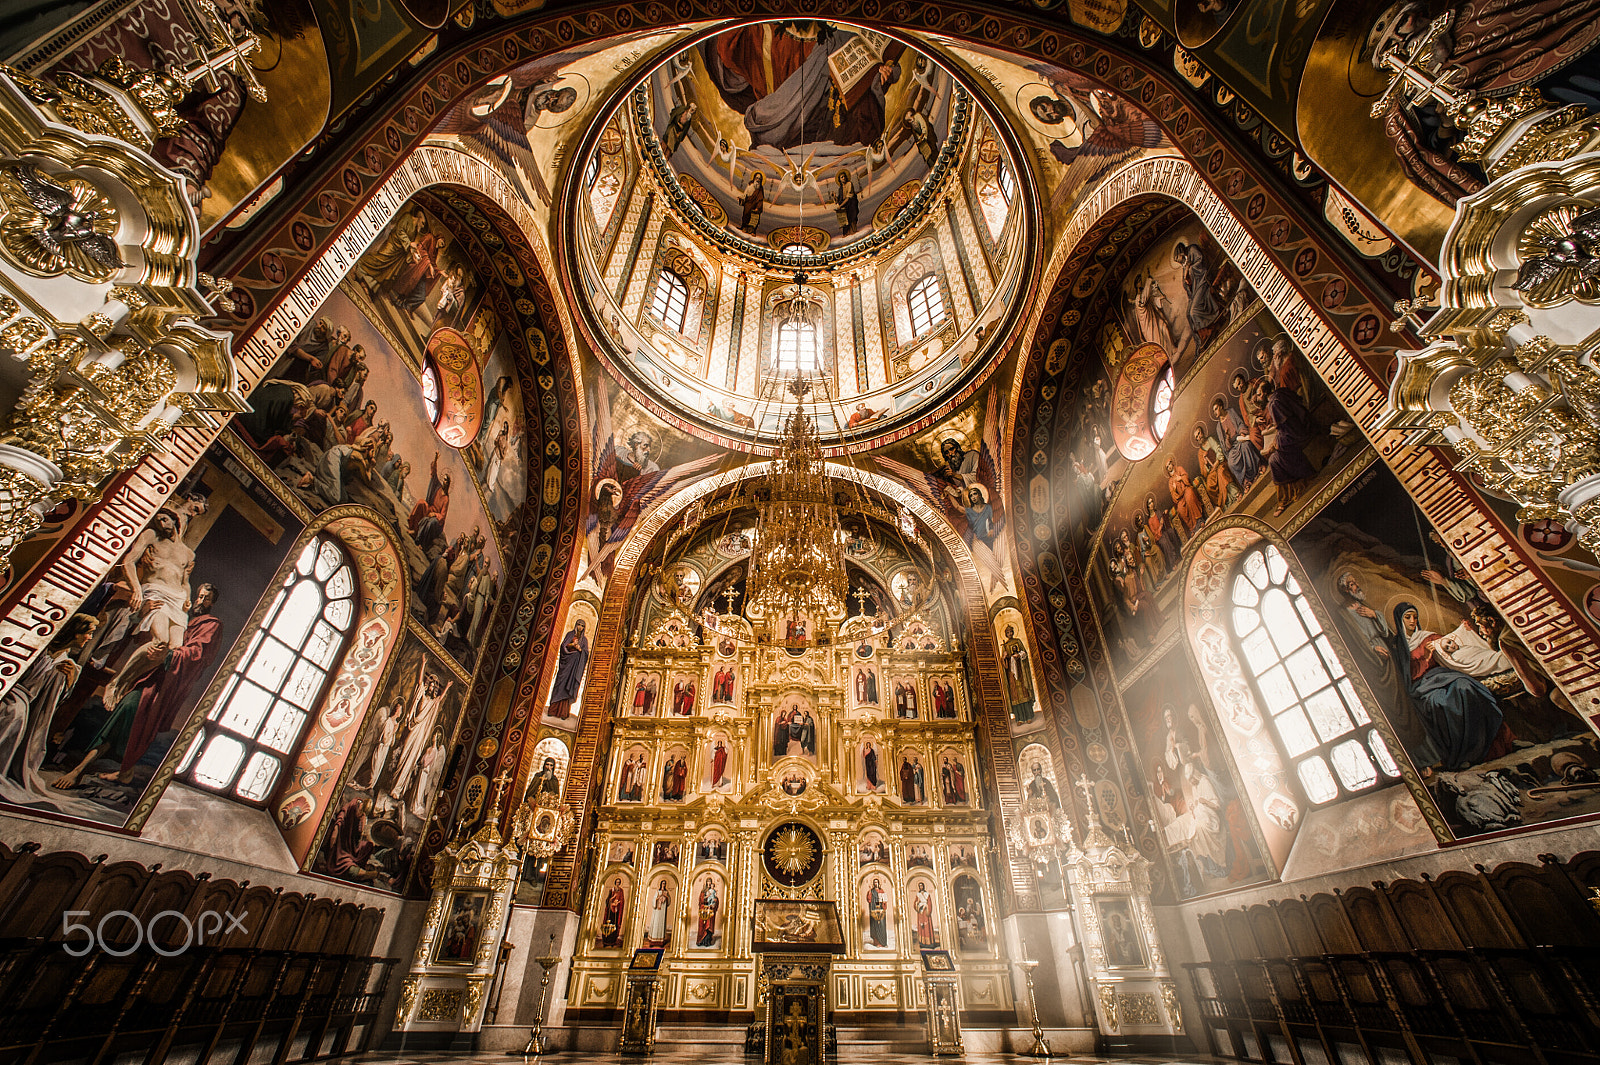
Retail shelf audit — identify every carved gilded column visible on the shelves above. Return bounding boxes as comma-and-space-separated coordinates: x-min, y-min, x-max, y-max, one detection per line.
0, 53, 256, 564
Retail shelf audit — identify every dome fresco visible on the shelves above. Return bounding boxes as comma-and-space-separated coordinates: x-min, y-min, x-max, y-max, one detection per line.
567, 24, 1036, 447
642, 23, 959, 254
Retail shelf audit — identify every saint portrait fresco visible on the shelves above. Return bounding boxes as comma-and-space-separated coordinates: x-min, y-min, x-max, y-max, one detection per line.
909, 877, 940, 949
1124, 647, 1271, 901
642, 877, 675, 948
772, 698, 821, 762
898, 748, 930, 806
859, 736, 888, 793
690, 870, 725, 949
953, 874, 988, 953
314, 641, 465, 893
860, 875, 896, 950
705, 732, 734, 792
596, 874, 632, 949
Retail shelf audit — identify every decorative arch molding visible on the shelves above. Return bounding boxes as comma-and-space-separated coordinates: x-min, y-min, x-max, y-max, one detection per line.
1007, 154, 1600, 803
553, 463, 1037, 911
1177, 517, 1453, 873
124, 506, 409, 868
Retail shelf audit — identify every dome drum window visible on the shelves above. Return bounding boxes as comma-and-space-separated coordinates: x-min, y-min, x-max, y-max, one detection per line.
1150, 365, 1176, 442
650, 270, 690, 334
907, 274, 946, 339
776, 318, 820, 374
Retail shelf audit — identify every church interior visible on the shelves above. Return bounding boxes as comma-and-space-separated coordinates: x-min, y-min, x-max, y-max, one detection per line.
0, 0, 1597, 1062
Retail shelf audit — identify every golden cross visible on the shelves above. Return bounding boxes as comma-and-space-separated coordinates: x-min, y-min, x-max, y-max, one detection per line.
180, 5, 267, 101
1369, 14, 1466, 119
1390, 298, 1433, 335
722, 586, 741, 615
1076, 773, 1096, 813
489, 765, 514, 818
852, 585, 870, 616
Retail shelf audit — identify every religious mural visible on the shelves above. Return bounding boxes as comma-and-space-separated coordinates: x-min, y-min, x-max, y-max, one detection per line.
1063, 218, 1363, 674
313, 639, 465, 892
1292, 461, 1600, 838
542, 601, 597, 731
877, 388, 1010, 597
582, 355, 728, 590
945, 43, 1168, 237
1012, 176, 1600, 901
1124, 647, 1272, 900
429, 30, 691, 247
237, 265, 511, 675
0, 443, 300, 827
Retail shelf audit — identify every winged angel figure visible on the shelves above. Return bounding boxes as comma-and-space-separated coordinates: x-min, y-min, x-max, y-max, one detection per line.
430, 52, 592, 208
1513, 205, 1600, 293
585, 379, 722, 583
0, 165, 124, 281
875, 388, 1010, 595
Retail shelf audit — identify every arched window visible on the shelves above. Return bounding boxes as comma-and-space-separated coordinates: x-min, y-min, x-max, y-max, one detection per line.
1228, 544, 1399, 806
776, 317, 820, 373
907, 274, 946, 338
179, 535, 357, 805
420, 359, 441, 423
1150, 365, 1175, 441
781, 242, 813, 257
998, 162, 1015, 205
650, 270, 690, 333
584, 154, 600, 190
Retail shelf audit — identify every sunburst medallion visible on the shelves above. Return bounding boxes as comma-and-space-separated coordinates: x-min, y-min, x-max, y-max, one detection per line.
770, 826, 814, 875
762, 821, 823, 885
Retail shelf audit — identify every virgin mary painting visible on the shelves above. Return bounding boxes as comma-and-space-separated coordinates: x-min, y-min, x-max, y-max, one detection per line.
1389, 602, 1512, 772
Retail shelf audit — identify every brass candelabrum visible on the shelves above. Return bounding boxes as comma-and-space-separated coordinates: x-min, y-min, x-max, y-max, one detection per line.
1017, 958, 1051, 1058
523, 934, 562, 1059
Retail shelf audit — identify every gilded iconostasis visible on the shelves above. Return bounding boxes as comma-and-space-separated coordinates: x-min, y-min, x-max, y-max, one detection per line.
557, 497, 1014, 1017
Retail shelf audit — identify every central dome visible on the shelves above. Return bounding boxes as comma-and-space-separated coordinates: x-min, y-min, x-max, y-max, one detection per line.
564, 23, 1034, 447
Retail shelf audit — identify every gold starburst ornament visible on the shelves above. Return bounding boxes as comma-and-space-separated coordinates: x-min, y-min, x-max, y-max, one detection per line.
769, 825, 815, 876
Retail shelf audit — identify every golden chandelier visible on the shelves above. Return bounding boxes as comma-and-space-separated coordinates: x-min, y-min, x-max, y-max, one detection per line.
742, 374, 850, 627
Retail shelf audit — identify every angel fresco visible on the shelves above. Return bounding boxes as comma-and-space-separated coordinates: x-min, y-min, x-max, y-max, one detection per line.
877, 389, 1008, 594
1024, 67, 1164, 213
585, 376, 724, 583
430, 47, 601, 209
